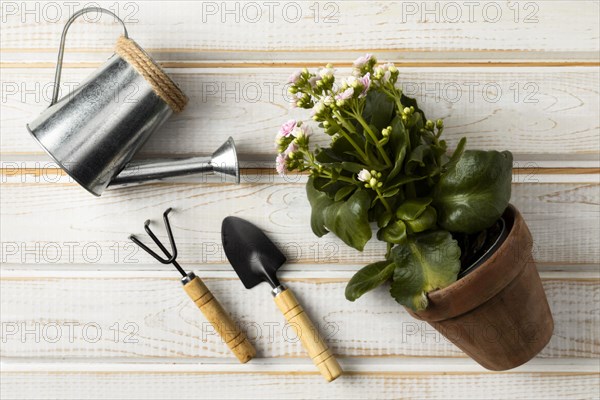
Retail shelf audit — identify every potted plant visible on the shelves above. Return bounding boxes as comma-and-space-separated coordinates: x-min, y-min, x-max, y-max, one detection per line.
275, 55, 554, 370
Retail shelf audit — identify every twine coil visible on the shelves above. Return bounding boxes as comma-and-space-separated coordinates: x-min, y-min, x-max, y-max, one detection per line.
115, 36, 188, 113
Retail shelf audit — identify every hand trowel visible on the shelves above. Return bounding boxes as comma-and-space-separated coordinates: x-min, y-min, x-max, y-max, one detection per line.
222, 216, 343, 382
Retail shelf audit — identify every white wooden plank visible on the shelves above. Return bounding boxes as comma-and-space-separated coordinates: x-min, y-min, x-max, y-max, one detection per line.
1, 360, 598, 400
4, 51, 600, 66
4, 357, 600, 372
2, 67, 598, 157
3, 163, 598, 185
1, 0, 598, 59
1, 266, 599, 279
2, 157, 600, 170
0, 274, 597, 359
0, 180, 597, 265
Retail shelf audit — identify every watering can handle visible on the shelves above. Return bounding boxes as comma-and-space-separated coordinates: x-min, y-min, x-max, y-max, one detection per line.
50, 7, 128, 106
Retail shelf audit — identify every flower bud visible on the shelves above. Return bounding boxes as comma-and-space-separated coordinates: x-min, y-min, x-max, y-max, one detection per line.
382, 125, 392, 137
436, 119, 444, 129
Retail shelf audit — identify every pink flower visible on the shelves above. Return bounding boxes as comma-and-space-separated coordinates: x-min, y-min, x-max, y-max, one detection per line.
284, 141, 298, 155
311, 100, 326, 117
291, 125, 311, 139
353, 54, 372, 68
288, 92, 304, 109
382, 70, 391, 83
359, 72, 371, 98
278, 119, 297, 137
276, 154, 287, 176
308, 76, 319, 88
319, 66, 335, 79
288, 70, 302, 84
335, 87, 354, 101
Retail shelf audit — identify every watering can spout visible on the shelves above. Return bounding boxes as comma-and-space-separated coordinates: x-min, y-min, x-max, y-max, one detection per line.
109, 137, 240, 188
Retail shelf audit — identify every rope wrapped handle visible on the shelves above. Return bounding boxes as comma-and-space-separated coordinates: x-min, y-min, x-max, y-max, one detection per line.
52, 7, 187, 113
115, 36, 188, 113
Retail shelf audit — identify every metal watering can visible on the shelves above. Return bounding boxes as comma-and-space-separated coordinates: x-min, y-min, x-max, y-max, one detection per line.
27, 7, 239, 196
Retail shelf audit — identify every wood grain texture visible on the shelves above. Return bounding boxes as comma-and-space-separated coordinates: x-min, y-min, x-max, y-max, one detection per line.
273, 287, 343, 381
1, 180, 597, 265
2, 67, 598, 157
1, 1, 598, 58
0, 275, 597, 360
183, 275, 256, 363
1, 362, 599, 400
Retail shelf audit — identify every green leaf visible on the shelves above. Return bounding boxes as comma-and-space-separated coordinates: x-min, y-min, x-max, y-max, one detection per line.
376, 210, 393, 228
433, 150, 513, 234
364, 91, 395, 131
387, 116, 408, 181
345, 261, 395, 301
377, 220, 407, 244
315, 148, 341, 163
400, 94, 427, 122
323, 190, 372, 251
312, 176, 346, 198
334, 185, 356, 202
405, 206, 437, 233
405, 144, 432, 175
306, 177, 334, 237
395, 198, 432, 220
327, 135, 366, 161
386, 174, 428, 191
390, 231, 461, 311
341, 162, 366, 174
408, 113, 424, 148
382, 188, 400, 198
444, 137, 467, 172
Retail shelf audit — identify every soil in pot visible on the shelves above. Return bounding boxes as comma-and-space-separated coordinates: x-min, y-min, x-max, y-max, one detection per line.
407, 205, 554, 371
454, 216, 508, 279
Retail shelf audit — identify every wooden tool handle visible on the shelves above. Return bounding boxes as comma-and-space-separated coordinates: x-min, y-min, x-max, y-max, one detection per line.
273, 288, 342, 382
183, 276, 256, 363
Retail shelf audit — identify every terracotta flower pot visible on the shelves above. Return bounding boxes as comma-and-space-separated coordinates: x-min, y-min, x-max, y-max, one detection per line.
407, 204, 554, 371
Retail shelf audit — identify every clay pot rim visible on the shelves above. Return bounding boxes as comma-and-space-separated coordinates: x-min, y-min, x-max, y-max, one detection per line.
410, 204, 533, 321
430, 204, 517, 295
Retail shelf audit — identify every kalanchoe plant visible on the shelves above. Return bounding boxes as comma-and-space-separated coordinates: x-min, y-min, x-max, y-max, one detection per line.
276, 55, 513, 311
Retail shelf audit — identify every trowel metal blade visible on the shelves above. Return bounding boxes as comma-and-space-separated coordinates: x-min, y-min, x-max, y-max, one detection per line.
221, 216, 286, 290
